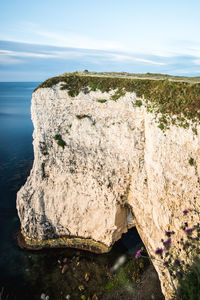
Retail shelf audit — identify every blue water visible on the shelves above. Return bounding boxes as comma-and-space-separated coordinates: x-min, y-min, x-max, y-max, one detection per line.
0, 83, 35, 209
0, 82, 37, 299
0, 83, 147, 300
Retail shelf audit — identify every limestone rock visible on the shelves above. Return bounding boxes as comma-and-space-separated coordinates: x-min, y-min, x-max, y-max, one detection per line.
17, 83, 200, 299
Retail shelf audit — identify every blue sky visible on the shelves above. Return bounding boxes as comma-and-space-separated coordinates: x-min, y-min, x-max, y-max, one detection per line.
1, 0, 200, 81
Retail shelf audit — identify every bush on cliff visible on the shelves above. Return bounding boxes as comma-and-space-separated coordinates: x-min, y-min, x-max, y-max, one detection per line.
136, 209, 200, 299
36, 73, 200, 132
53, 134, 66, 149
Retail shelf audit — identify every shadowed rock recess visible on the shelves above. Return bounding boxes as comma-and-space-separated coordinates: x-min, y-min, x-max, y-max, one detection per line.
17, 72, 200, 299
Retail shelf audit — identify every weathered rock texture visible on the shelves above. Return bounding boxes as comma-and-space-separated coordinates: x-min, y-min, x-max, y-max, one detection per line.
17, 82, 200, 299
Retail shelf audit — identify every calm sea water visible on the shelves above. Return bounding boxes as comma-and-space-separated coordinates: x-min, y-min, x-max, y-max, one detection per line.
0, 82, 145, 300
0, 82, 36, 298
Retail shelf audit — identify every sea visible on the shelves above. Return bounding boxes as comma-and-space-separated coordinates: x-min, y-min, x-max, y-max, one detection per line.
0, 82, 161, 300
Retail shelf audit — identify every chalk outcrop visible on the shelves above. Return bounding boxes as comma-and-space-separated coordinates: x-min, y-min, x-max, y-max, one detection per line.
17, 79, 200, 299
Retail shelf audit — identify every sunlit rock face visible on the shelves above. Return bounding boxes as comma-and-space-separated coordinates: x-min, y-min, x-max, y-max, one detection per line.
17, 83, 200, 299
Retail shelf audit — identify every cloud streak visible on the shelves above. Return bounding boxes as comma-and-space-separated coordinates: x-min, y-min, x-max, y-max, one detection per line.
0, 49, 55, 59
0, 46, 168, 66
108, 53, 166, 65
2, 21, 200, 61
0, 40, 200, 81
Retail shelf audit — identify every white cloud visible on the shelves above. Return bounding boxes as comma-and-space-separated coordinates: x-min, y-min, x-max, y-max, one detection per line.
152, 45, 200, 59
134, 58, 166, 65
0, 50, 55, 58
0, 48, 107, 62
109, 53, 166, 65
0, 51, 22, 64
2, 21, 200, 61
0, 46, 167, 67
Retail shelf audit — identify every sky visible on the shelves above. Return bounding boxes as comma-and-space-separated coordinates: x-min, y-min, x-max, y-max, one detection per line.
0, 0, 200, 81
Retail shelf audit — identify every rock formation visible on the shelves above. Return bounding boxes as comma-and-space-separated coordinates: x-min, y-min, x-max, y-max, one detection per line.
17, 74, 200, 299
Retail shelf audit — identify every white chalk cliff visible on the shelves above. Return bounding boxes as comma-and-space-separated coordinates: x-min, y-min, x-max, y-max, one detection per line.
17, 80, 200, 299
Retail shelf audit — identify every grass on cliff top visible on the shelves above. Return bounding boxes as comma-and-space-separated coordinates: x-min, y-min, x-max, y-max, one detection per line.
35, 72, 200, 129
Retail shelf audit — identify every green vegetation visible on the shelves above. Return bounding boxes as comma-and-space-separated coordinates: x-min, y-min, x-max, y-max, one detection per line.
97, 99, 107, 103
36, 72, 200, 131
111, 88, 126, 101
57, 139, 66, 149
76, 114, 91, 120
134, 100, 143, 107
189, 157, 195, 166
136, 209, 200, 300
53, 134, 66, 149
53, 134, 61, 141
76, 114, 95, 125
65, 124, 72, 134
175, 257, 200, 300
158, 123, 165, 131
105, 255, 149, 292
192, 127, 198, 135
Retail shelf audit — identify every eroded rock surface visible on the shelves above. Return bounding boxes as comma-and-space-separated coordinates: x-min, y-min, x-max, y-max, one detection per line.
17, 83, 200, 299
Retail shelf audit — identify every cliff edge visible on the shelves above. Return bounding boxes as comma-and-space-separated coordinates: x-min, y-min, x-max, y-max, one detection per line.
17, 72, 200, 299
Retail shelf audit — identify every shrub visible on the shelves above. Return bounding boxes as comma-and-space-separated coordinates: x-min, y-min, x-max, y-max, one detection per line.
175, 257, 200, 300
76, 114, 91, 120
36, 73, 200, 131
136, 209, 200, 299
135, 100, 143, 107
97, 99, 107, 103
76, 114, 95, 125
57, 139, 66, 149
53, 134, 66, 149
54, 134, 61, 141
105, 255, 149, 292
189, 158, 195, 166
111, 88, 126, 101
192, 127, 198, 135
158, 123, 165, 131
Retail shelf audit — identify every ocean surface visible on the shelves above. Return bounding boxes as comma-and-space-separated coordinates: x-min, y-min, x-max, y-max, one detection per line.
0, 82, 147, 300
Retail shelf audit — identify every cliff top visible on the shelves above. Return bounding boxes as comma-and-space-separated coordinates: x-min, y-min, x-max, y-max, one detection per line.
39, 71, 200, 84
35, 71, 200, 131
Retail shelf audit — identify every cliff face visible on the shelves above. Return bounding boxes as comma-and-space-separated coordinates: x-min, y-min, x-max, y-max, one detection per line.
17, 79, 200, 299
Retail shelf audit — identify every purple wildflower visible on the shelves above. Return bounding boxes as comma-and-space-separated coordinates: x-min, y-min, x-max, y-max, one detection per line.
165, 231, 172, 237
135, 250, 141, 259
163, 260, 169, 266
165, 231, 175, 237
183, 210, 189, 215
174, 259, 181, 266
155, 248, 164, 255
163, 238, 171, 250
184, 228, 194, 235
